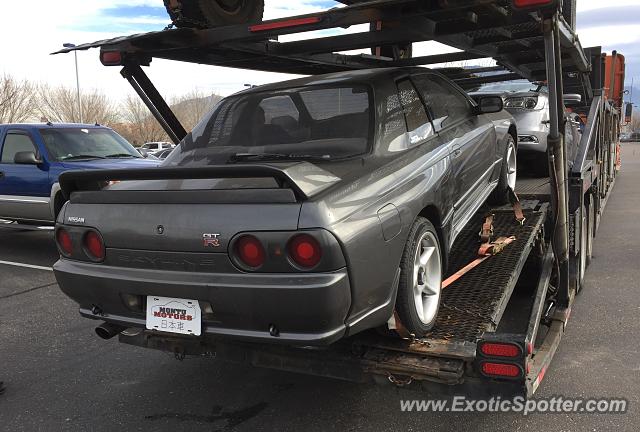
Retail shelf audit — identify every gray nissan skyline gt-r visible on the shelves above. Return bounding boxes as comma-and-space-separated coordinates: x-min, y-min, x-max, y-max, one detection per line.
53, 67, 517, 346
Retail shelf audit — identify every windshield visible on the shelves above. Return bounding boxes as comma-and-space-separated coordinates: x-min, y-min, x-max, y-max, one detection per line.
40, 128, 141, 161
163, 85, 372, 167
472, 80, 547, 94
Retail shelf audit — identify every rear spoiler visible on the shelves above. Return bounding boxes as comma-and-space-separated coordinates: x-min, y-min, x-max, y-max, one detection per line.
59, 163, 342, 201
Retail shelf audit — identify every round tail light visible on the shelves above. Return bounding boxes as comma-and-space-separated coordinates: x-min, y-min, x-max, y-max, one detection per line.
56, 228, 73, 256
84, 230, 105, 261
288, 234, 322, 268
235, 235, 265, 269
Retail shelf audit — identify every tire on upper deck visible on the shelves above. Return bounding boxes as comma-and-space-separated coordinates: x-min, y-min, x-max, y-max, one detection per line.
164, 0, 264, 28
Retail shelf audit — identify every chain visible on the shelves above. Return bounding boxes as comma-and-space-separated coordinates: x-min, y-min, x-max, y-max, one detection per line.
166, 5, 210, 30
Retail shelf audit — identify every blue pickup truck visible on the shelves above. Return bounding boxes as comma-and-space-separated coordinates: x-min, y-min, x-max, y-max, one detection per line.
0, 123, 157, 226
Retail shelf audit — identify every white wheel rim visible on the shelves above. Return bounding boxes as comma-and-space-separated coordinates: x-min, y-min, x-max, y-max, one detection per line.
507, 140, 517, 190
412, 231, 442, 325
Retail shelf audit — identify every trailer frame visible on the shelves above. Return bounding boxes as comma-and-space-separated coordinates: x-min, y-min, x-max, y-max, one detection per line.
55, 0, 622, 397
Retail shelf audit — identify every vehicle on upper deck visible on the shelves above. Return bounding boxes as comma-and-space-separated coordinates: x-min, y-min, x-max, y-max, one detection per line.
0, 123, 158, 226
470, 80, 583, 176
54, 67, 517, 345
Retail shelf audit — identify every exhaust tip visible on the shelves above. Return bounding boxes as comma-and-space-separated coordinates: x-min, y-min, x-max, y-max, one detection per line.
95, 322, 126, 340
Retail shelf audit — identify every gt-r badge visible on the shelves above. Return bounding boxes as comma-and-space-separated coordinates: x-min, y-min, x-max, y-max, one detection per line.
203, 233, 221, 248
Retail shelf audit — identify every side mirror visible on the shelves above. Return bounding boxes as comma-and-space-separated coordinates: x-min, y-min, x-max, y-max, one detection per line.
563, 94, 582, 105
138, 148, 149, 158
14, 151, 42, 165
476, 96, 504, 114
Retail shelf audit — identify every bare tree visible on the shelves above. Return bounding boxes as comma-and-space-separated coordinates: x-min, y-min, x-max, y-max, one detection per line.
37, 84, 118, 125
119, 94, 168, 145
0, 74, 36, 123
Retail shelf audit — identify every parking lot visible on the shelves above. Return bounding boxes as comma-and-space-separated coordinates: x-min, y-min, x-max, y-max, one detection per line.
0, 143, 638, 431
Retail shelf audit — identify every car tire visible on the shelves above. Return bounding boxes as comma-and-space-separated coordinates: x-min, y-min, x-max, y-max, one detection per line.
164, 0, 264, 28
489, 134, 517, 205
531, 152, 550, 177
395, 217, 443, 336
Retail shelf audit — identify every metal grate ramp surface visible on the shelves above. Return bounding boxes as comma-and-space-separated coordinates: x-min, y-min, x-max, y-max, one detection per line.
425, 209, 545, 343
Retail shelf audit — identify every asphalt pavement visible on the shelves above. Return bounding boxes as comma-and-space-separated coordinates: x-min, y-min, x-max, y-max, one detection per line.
1, 144, 639, 431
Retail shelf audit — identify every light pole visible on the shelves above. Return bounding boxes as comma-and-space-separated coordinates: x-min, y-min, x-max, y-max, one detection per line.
63, 43, 82, 123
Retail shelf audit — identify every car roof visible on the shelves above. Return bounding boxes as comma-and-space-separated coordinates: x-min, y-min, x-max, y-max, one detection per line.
238, 67, 429, 95
0, 123, 110, 130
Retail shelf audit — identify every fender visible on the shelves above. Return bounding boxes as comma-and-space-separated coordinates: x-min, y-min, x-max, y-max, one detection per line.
49, 182, 62, 220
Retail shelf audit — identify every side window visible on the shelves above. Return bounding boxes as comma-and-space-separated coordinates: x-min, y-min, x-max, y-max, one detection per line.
1, 132, 37, 164
413, 74, 472, 130
397, 79, 430, 133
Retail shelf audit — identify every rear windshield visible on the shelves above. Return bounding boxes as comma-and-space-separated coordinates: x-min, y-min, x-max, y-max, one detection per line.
163, 85, 372, 166
40, 128, 140, 161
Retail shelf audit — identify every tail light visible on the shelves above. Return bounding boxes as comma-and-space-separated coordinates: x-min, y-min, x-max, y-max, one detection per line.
288, 234, 322, 268
481, 362, 522, 378
84, 230, 105, 261
56, 228, 73, 256
513, 0, 554, 7
235, 235, 266, 269
479, 342, 522, 358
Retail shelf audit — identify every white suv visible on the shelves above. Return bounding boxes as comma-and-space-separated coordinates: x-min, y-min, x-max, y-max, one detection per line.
141, 142, 174, 152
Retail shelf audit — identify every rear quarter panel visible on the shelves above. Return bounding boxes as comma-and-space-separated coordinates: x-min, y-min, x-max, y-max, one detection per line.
299, 142, 452, 332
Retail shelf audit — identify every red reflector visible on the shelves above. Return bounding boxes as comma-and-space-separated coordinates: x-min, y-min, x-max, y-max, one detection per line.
84, 231, 105, 261
235, 235, 265, 269
513, 0, 553, 7
288, 234, 322, 268
101, 51, 123, 66
56, 229, 73, 256
480, 342, 521, 358
249, 16, 321, 32
481, 362, 521, 378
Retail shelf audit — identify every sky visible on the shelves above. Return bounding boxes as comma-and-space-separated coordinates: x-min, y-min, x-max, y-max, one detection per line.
0, 0, 638, 102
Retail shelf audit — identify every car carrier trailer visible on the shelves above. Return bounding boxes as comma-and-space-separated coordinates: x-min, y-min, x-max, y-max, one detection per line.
55, 0, 622, 397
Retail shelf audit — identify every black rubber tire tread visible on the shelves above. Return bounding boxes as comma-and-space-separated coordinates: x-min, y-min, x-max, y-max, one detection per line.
164, 0, 264, 28
395, 217, 442, 336
199, 0, 264, 26
531, 151, 550, 178
489, 134, 516, 205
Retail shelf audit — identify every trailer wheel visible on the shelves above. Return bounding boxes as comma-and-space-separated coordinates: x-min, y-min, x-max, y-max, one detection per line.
586, 195, 595, 265
489, 134, 517, 204
395, 217, 442, 336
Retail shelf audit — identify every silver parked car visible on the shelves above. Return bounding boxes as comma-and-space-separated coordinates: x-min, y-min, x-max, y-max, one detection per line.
471, 80, 581, 176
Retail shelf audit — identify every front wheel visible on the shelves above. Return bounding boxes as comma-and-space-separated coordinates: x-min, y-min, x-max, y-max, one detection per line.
395, 218, 443, 336
489, 134, 517, 205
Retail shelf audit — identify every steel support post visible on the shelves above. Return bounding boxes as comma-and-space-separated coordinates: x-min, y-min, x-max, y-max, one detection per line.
543, 16, 570, 304
120, 62, 187, 144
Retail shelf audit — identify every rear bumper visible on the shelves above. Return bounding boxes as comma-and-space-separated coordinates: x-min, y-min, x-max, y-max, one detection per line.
54, 259, 351, 345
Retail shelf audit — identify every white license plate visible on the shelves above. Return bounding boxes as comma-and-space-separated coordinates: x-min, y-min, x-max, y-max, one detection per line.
146, 296, 202, 336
